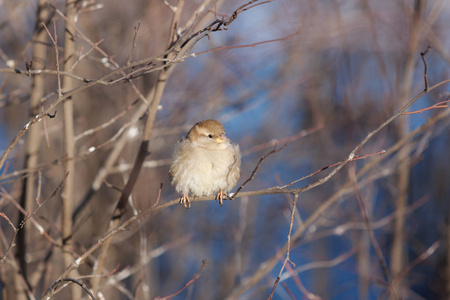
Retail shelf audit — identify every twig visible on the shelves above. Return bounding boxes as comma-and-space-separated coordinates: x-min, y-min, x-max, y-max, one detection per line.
237, 0, 274, 13
77, 119, 140, 158
51, 5, 149, 104
153, 260, 207, 300
110, 234, 193, 283
0, 67, 103, 83
402, 99, 449, 115
267, 194, 298, 300
0, 212, 18, 264
74, 99, 139, 142
282, 283, 296, 300
191, 29, 301, 57
420, 46, 431, 92
307, 196, 430, 245
67, 39, 104, 73
280, 248, 357, 282
179, 0, 214, 33
243, 122, 323, 155
0, 173, 67, 264
284, 261, 320, 299
179, 0, 276, 51
232, 143, 287, 199
24, 172, 69, 229
42, 22, 62, 97
162, 0, 177, 14
279, 150, 386, 190
127, 22, 140, 66
153, 183, 164, 207
46, 278, 96, 300
392, 241, 440, 286
379, 241, 440, 300
349, 165, 392, 287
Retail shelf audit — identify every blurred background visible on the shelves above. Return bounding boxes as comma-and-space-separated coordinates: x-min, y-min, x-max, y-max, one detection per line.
0, 0, 449, 299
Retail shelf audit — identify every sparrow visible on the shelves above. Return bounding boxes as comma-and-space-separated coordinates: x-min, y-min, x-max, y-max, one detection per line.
169, 119, 241, 208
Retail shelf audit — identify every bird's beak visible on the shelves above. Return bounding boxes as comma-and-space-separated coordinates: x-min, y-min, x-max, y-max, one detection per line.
215, 135, 228, 143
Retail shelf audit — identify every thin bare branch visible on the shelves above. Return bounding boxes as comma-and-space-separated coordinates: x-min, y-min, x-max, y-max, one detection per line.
232, 143, 287, 199
402, 99, 449, 115
349, 165, 392, 290
46, 278, 96, 300
267, 194, 298, 300
420, 46, 431, 91
153, 260, 207, 300
127, 22, 140, 66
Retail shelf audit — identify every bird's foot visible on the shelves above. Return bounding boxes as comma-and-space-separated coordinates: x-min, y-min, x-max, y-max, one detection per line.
180, 195, 191, 208
215, 189, 227, 207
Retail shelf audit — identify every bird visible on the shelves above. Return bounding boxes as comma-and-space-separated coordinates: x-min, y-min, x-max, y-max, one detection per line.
169, 119, 241, 208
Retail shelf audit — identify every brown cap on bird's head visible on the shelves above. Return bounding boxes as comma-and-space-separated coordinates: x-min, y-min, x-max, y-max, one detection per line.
187, 119, 227, 143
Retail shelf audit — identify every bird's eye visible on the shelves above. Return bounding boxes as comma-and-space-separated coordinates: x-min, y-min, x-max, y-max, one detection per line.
208, 134, 213, 138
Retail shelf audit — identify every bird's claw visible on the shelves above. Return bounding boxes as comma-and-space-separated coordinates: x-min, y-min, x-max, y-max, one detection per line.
215, 190, 227, 207
180, 195, 191, 208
